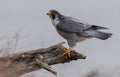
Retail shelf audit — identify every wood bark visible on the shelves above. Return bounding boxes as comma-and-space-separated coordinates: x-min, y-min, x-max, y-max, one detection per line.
0, 42, 86, 77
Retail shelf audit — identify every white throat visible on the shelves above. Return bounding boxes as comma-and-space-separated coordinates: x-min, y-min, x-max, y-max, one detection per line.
50, 16, 60, 27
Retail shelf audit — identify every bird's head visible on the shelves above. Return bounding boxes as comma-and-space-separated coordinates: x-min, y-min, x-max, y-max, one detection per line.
47, 10, 62, 20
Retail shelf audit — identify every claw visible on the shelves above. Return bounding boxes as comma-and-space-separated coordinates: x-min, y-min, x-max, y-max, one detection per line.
61, 48, 72, 57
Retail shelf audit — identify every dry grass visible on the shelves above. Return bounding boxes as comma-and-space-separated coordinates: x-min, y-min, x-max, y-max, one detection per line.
0, 33, 19, 57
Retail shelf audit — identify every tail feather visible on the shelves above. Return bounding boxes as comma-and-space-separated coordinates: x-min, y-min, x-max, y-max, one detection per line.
84, 30, 112, 40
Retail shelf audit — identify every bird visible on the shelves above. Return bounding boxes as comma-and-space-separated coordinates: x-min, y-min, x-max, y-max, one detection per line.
47, 10, 112, 57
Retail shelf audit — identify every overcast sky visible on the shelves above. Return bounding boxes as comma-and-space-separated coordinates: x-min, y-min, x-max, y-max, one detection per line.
0, 0, 120, 77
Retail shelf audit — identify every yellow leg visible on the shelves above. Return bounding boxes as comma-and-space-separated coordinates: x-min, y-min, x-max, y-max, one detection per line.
61, 48, 72, 57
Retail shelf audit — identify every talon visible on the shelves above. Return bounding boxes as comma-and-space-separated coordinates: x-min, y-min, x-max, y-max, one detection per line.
61, 48, 72, 57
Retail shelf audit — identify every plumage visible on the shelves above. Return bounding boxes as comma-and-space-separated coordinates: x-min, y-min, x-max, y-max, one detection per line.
56, 19, 89, 33
89, 25, 109, 30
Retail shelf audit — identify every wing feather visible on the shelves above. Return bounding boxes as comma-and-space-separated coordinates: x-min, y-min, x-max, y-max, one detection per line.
56, 19, 91, 33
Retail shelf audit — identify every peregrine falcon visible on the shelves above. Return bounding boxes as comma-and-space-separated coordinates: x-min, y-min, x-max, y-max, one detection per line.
47, 10, 112, 57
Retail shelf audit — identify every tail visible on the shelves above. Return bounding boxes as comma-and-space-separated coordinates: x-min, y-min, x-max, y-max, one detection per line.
83, 30, 112, 40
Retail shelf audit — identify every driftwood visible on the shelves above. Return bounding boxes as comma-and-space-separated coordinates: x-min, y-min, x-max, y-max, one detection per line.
0, 42, 86, 77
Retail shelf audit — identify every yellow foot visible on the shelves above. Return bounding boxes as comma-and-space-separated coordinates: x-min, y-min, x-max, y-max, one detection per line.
61, 48, 72, 57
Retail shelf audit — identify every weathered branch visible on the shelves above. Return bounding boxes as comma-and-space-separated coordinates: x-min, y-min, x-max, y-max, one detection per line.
0, 42, 86, 77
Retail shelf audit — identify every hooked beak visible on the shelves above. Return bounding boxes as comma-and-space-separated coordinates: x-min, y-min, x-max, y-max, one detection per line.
47, 11, 52, 15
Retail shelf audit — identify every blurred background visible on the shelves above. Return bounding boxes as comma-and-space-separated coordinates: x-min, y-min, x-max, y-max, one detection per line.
0, 0, 119, 77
